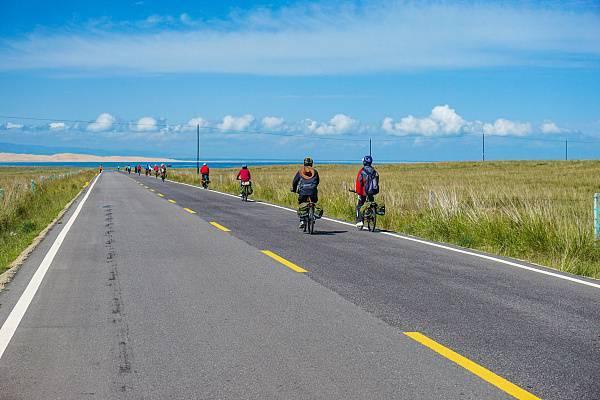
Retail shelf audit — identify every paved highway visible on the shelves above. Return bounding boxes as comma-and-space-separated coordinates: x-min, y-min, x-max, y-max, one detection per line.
0, 171, 598, 399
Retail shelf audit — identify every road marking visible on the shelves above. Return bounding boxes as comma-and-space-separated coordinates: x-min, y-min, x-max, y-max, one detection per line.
144, 185, 149, 189
149, 189, 155, 192
168, 199, 176, 203
404, 332, 539, 400
0, 174, 100, 360
209, 221, 230, 232
184, 208, 196, 214
165, 178, 599, 290
261, 250, 307, 273
157, 193, 164, 197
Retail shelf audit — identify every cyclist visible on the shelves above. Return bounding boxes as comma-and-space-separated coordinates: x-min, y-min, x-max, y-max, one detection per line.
291, 157, 320, 229
160, 164, 167, 180
200, 163, 210, 187
99, 164, 103, 173
236, 164, 252, 196
354, 155, 379, 228
154, 164, 159, 178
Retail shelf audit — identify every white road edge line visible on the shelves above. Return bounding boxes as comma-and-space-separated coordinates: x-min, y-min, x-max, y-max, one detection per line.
0, 173, 100, 360
164, 178, 599, 290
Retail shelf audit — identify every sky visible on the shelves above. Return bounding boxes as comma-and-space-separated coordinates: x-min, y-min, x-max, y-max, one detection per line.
0, 0, 599, 162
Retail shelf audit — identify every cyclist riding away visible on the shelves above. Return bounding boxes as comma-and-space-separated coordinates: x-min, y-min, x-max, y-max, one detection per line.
200, 163, 210, 188
236, 164, 252, 196
160, 164, 167, 181
355, 155, 380, 228
291, 157, 320, 229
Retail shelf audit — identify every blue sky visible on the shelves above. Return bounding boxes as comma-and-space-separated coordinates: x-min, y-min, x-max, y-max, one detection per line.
0, 0, 599, 161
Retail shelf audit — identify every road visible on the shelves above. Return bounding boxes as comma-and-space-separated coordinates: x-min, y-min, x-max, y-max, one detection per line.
0, 170, 598, 399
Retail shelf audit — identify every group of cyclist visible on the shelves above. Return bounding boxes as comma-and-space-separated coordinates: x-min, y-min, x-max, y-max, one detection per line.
120, 164, 167, 180
201, 155, 379, 230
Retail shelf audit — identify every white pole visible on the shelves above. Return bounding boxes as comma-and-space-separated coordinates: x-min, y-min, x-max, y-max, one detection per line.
594, 193, 599, 241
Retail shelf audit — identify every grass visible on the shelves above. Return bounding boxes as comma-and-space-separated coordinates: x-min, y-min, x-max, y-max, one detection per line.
167, 161, 600, 279
0, 167, 97, 273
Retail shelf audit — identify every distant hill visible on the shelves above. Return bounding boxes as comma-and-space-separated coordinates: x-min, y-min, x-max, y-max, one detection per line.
0, 152, 178, 163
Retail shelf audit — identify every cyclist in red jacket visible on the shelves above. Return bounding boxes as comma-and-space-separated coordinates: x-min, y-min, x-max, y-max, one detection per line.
236, 164, 252, 196
200, 163, 210, 188
354, 155, 378, 228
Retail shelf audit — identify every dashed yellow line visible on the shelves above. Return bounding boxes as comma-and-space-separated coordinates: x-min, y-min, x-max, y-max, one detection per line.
261, 250, 307, 273
403, 332, 539, 400
168, 199, 176, 203
149, 189, 155, 192
184, 208, 196, 214
209, 221, 230, 232
157, 193, 164, 197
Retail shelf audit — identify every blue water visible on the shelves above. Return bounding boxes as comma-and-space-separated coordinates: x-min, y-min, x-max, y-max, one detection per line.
0, 160, 358, 168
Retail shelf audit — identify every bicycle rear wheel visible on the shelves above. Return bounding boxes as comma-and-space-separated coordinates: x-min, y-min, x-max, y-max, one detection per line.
368, 210, 377, 232
308, 208, 315, 234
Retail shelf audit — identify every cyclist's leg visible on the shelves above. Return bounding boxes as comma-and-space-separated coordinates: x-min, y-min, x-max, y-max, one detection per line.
356, 195, 366, 222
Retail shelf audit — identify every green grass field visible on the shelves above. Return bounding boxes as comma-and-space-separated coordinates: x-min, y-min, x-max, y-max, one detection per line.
0, 167, 96, 273
168, 161, 600, 279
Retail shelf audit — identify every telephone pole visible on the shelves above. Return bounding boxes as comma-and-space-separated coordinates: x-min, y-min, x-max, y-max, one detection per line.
196, 124, 200, 175
482, 132, 485, 161
369, 138, 372, 157
565, 138, 568, 161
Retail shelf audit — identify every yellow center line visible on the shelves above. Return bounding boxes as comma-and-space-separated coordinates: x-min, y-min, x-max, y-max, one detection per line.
184, 208, 196, 214
261, 250, 308, 273
404, 332, 539, 400
157, 193, 164, 197
168, 199, 176, 203
144, 186, 149, 189
209, 221, 230, 232
149, 189, 155, 192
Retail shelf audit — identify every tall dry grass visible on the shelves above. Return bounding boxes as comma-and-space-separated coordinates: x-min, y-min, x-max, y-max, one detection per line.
0, 168, 96, 272
168, 161, 600, 279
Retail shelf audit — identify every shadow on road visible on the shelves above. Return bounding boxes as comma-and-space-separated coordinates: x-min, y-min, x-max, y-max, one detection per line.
311, 230, 348, 236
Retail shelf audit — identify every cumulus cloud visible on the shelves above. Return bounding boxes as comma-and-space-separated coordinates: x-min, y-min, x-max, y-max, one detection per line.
1, 3, 598, 75
306, 114, 356, 135
540, 121, 563, 134
261, 116, 285, 130
382, 105, 465, 136
218, 114, 255, 131
186, 117, 208, 129
49, 122, 66, 130
483, 119, 531, 136
87, 112, 116, 132
136, 116, 158, 131
5, 122, 23, 129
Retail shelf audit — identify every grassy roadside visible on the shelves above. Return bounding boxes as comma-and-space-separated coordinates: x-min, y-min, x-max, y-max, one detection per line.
168, 161, 600, 279
0, 168, 96, 273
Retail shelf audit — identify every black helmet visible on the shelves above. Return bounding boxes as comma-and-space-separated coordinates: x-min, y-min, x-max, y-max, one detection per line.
303, 157, 314, 166
362, 155, 373, 166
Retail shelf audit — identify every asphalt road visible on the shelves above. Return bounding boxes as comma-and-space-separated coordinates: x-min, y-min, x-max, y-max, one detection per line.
0, 170, 598, 399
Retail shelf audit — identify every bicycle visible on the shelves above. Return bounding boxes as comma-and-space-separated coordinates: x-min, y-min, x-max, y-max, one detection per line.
240, 181, 252, 202
201, 176, 210, 189
350, 189, 378, 232
161, 170, 167, 182
301, 201, 317, 235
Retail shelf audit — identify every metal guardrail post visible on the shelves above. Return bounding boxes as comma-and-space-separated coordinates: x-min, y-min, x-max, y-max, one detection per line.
595, 193, 599, 241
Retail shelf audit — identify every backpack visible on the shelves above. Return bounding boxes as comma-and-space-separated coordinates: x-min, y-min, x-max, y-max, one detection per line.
361, 167, 379, 196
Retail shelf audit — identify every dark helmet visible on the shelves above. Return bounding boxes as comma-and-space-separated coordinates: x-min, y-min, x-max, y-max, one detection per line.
362, 155, 373, 166
303, 157, 314, 166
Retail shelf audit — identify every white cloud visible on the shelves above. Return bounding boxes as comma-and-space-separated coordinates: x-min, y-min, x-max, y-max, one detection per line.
49, 122, 66, 130
136, 116, 158, 131
5, 122, 23, 129
483, 119, 531, 136
383, 105, 465, 136
306, 114, 356, 135
2, 4, 598, 75
218, 114, 255, 131
87, 112, 116, 132
540, 121, 563, 134
186, 117, 208, 130
261, 116, 284, 129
